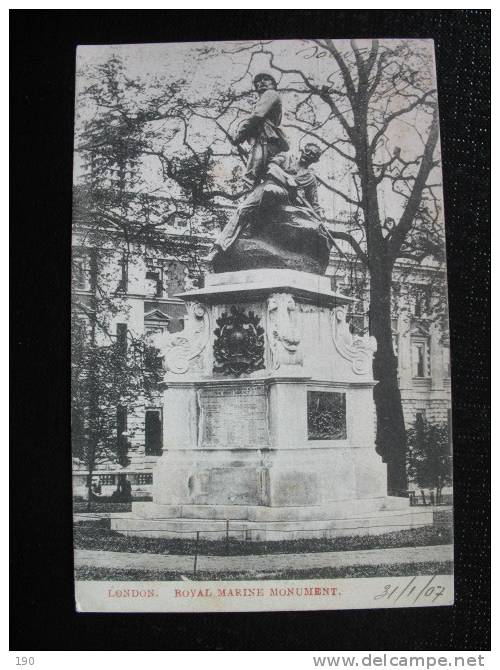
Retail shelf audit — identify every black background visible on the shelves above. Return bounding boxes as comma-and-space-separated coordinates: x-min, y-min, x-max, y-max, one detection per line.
11, 9, 490, 651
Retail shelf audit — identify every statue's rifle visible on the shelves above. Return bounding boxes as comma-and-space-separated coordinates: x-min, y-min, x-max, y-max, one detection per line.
320, 222, 352, 265
215, 117, 249, 165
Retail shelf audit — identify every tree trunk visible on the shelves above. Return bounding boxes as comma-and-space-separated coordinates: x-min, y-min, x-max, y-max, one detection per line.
370, 264, 408, 495
355, 134, 408, 496
87, 474, 93, 512
86, 453, 97, 512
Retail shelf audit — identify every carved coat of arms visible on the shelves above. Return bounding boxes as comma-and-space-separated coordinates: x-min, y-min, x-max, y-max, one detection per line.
213, 306, 265, 377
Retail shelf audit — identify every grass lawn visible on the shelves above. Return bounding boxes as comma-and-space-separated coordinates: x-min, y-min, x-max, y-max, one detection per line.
75, 560, 453, 581
74, 516, 453, 557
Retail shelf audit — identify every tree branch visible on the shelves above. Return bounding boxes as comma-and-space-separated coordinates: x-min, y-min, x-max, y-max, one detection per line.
323, 227, 369, 266
313, 39, 357, 103
315, 174, 362, 207
283, 122, 356, 162
388, 108, 440, 260
370, 90, 436, 153
261, 48, 355, 140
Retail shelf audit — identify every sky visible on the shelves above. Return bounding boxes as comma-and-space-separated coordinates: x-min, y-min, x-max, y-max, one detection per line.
74, 38, 444, 237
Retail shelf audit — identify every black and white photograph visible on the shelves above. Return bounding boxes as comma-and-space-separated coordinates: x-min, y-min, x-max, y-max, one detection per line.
69, 36, 457, 613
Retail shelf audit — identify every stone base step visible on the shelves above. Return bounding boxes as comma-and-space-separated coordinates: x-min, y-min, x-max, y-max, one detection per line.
131, 496, 409, 522
111, 506, 433, 541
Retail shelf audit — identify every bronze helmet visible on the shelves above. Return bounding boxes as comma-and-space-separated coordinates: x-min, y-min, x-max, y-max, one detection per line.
253, 72, 278, 89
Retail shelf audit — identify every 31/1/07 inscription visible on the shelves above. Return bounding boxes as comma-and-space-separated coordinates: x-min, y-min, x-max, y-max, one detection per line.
374, 576, 448, 605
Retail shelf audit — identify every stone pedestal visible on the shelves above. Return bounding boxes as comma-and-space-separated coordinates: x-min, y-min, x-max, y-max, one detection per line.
112, 269, 432, 540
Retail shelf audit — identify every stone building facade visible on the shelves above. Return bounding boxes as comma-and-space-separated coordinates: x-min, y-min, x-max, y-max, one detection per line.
72, 225, 192, 498
72, 225, 451, 498
329, 258, 451, 429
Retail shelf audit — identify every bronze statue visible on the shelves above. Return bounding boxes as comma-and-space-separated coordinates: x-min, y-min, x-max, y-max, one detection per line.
206, 155, 296, 263
232, 72, 289, 186
207, 73, 331, 273
207, 143, 327, 270
286, 143, 324, 218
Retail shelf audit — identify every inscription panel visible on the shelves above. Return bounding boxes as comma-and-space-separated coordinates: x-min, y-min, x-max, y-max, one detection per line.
199, 384, 270, 449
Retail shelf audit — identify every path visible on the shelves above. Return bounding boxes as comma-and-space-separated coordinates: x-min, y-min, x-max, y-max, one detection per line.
75, 543, 453, 574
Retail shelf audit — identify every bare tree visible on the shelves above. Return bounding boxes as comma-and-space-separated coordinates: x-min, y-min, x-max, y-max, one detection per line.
230, 39, 443, 492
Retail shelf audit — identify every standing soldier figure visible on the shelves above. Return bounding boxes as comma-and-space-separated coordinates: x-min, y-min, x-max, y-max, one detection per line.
232, 72, 289, 185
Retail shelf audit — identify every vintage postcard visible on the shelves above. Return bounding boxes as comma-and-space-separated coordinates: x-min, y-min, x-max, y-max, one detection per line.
72, 38, 453, 612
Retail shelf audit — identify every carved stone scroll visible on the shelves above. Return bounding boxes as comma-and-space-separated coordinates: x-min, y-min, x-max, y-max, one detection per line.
152, 302, 209, 375
331, 305, 377, 375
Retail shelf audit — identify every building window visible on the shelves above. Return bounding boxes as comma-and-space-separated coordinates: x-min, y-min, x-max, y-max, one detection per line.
73, 250, 96, 291
117, 405, 128, 454
117, 256, 128, 293
413, 285, 431, 318
415, 410, 426, 425
348, 313, 367, 336
145, 265, 164, 297
116, 323, 128, 356
415, 342, 425, 377
411, 338, 430, 378
145, 410, 163, 455
137, 473, 153, 485
144, 308, 171, 340
99, 474, 116, 485
74, 256, 89, 290
391, 318, 399, 370
307, 391, 347, 440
